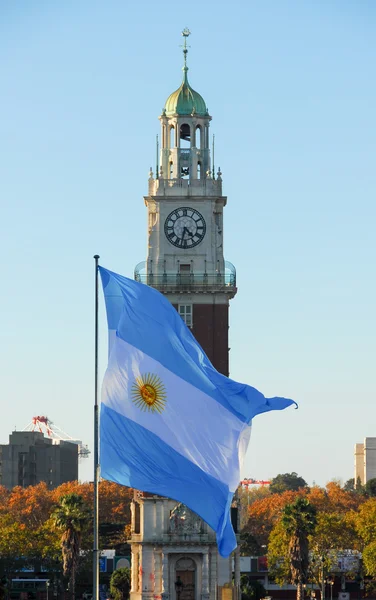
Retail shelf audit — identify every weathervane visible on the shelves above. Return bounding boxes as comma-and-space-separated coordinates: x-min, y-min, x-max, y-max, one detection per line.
181, 28, 191, 69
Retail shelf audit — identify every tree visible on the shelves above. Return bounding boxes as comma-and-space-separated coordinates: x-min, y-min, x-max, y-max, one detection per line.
240, 576, 266, 600
52, 493, 92, 600
354, 498, 376, 545
269, 473, 307, 495
281, 498, 317, 600
268, 519, 290, 584
110, 567, 131, 600
362, 540, 376, 577
343, 479, 355, 492
365, 478, 376, 497
239, 531, 262, 556
308, 512, 360, 592
354, 498, 376, 577
244, 489, 306, 548
238, 485, 270, 528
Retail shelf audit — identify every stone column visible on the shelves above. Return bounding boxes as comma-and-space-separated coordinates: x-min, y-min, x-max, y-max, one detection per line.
161, 552, 169, 600
202, 551, 210, 600
209, 550, 217, 600
154, 551, 162, 598
131, 545, 139, 592
156, 501, 163, 537
142, 548, 155, 593
191, 122, 196, 148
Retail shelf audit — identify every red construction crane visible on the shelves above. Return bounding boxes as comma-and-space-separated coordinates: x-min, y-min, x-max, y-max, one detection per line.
240, 478, 271, 489
23, 415, 90, 459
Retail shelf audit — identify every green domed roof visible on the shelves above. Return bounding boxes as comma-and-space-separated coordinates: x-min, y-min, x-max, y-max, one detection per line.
164, 67, 208, 117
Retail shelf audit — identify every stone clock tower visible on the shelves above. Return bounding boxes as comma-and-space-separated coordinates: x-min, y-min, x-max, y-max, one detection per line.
132, 30, 240, 600
134, 29, 237, 377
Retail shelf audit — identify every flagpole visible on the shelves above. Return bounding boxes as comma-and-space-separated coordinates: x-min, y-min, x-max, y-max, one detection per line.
93, 254, 100, 600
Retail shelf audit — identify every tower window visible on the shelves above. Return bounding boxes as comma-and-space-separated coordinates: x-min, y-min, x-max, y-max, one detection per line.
180, 123, 190, 148
170, 125, 175, 148
196, 125, 201, 149
178, 304, 193, 328
197, 162, 201, 179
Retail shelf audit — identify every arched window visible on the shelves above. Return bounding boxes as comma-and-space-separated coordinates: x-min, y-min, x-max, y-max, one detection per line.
180, 123, 191, 148
170, 126, 175, 148
197, 162, 201, 179
196, 125, 201, 149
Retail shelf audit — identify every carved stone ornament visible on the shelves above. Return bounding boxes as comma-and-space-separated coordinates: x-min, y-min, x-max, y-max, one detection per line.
169, 503, 202, 534
176, 558, 195, 570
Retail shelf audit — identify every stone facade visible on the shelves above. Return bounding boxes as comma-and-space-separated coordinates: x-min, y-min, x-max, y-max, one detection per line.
129, 492, 240, 600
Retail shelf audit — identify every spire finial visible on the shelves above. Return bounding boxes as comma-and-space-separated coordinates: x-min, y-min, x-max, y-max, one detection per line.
181, 28, 191, 81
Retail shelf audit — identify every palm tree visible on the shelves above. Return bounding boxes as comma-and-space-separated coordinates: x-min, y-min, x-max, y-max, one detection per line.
52, 493, 92, 600
281, 497, 317, 600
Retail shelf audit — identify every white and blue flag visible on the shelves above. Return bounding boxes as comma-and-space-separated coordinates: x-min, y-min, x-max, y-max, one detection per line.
99, 266, 296, 557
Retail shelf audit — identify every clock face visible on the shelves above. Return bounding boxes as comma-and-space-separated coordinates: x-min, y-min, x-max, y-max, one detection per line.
164, 207, 206, 249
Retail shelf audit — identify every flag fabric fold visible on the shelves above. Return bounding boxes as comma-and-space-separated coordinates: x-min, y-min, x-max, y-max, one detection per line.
99, 266, 297, 557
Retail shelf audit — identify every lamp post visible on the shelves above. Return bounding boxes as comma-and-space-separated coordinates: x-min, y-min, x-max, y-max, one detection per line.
46, 581, 50, 600
175, 576, 183, 600
321, 558, 325, 600
328, 581, 334, 600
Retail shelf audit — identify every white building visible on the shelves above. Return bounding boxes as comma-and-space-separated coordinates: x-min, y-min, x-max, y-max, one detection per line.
354, 437, 376, 485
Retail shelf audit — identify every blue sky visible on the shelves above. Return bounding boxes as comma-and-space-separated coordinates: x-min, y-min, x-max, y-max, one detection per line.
1, 1, 375, 486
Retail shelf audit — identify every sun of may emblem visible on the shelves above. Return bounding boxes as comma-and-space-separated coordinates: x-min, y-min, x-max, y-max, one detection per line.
131, 373, 167, 413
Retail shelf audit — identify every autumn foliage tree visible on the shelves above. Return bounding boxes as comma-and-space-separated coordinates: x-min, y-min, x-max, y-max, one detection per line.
0, 480, 133, 585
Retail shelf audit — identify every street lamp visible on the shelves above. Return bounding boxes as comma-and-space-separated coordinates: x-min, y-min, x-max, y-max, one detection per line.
175, 576, 183, 600
46, 581, 50, 600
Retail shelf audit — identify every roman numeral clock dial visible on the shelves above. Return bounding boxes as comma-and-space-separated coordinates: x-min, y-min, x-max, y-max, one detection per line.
164, 207, 206, 249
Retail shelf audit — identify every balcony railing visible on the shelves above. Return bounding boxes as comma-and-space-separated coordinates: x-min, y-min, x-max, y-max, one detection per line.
134, 261, 237, 295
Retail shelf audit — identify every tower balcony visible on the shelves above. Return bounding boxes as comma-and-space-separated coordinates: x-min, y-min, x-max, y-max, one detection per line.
147, 176, 223, 198
134, 261, 237, 297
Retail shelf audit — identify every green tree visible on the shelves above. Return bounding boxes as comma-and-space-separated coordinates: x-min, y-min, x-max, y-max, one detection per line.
354, 498, 376, 545
110, 567, 131, 600
240, 576, 266, 600
343, 479, 355, 492
282, 498, 317, 600
239, 531, 262, 556
52, 493, 92, 600
269, 473, 307, 495
363, 540, 376, 577
365, 478, 376, 497
354, 498, 376, 578
268, 519, 290, 584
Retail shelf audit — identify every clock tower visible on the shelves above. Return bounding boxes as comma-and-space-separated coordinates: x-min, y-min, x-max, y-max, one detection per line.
131, 30, 241, 600
135, 29, 237, 376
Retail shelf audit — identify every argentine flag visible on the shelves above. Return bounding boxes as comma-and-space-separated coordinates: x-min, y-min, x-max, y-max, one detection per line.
99, 266, 296, 557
